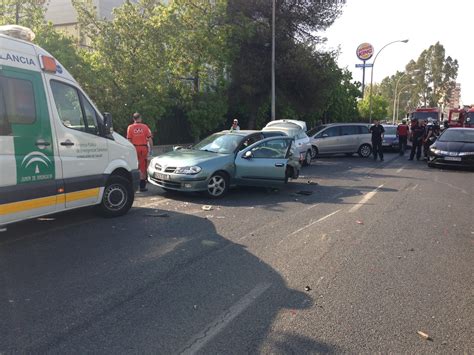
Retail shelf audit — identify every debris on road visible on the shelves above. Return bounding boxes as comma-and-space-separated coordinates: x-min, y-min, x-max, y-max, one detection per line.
193, 304, 198, 310
408, 248, 415, 252
0, 227, 7, 233
356, 220, 364, 225
145, 213, 170, 218
417, 330, 433, 341
202, 205, 213, 211
307, 180, 318, 185
148, 234, 153, 238
304, 286, 312, 291
296, 190, 314, 196
37, 217, 55, 221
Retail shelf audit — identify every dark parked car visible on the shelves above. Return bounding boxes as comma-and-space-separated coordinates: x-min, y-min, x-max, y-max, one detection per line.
427, 128, 474, 169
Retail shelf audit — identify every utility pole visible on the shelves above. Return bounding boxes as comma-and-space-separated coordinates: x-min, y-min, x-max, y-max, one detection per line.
271, 0, 276, 121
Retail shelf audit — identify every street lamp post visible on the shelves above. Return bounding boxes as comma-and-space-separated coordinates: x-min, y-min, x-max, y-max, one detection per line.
271, 0, 276, 121
396, 83, 416, 120
368, 39, 409, 124
392, 69, 419, 124
392, 72, 407, 124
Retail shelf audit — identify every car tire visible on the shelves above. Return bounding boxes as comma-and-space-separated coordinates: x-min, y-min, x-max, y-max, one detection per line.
310, 146, 318, 159
302, 150, 311, 166
358, 144, 372, 158
97, 175, 134, 218
206, 172, 228, 198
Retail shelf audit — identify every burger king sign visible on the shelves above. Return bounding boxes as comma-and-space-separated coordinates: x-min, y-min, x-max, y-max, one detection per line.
356, 43, 374, 61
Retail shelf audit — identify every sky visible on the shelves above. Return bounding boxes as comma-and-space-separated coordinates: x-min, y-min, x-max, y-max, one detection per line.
320, 0, 473, 105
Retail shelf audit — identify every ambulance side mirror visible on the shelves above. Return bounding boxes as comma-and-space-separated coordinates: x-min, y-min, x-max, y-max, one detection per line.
103, 112, 114, 137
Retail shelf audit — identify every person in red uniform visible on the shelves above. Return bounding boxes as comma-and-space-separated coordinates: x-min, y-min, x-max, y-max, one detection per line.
127, 112, 153, 192
396, 119, 409, 155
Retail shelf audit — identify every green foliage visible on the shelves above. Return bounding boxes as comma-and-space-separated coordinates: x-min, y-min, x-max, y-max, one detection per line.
0, 0, 45, 28
358, 93, 389, 120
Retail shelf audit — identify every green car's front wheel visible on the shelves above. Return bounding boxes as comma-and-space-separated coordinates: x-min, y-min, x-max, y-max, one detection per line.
206, 172, 229, 198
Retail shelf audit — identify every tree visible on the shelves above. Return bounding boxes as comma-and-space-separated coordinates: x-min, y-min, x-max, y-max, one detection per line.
358, 89, 389, 121
0, 0, 46, 28
227, 0, 345, 129
393, 43, 458, 109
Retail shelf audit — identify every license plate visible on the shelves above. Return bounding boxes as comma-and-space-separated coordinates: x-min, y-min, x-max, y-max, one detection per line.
444, 156, 461, 161
154, 172, 170, 180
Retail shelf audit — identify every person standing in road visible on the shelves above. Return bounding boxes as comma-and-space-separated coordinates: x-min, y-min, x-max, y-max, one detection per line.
127, 112, 153, 192
369, 119, 385, 161
396, 119, 409, 155
409, 119, 424, 160
230, 118, 240, 131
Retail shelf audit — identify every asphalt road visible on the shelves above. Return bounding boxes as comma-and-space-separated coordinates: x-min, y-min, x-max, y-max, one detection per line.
1, 152, 473, 354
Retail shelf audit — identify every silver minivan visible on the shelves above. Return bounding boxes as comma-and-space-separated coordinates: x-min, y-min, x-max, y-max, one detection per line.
307, 123, 372, 158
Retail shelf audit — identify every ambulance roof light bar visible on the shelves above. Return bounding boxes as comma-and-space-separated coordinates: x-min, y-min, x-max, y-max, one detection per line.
0, 25, 36, 42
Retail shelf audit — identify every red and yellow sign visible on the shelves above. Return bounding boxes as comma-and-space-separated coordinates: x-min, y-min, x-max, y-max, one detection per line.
356, 43, 374, 61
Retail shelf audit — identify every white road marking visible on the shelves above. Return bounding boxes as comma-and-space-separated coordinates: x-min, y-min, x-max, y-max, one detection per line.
278, 209, 342, 245
134, 198, 169, 208
179, 282, 271, 355
396, 167, 404, 173
348, 184, 384, 213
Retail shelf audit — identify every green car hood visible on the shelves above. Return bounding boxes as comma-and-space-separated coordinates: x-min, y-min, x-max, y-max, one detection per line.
152, 149, 231, 167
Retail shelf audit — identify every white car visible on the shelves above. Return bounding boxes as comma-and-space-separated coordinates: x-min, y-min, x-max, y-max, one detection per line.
262, 120, 312, 166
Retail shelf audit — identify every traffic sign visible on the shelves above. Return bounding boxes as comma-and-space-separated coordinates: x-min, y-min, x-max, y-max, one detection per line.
355, 63, 373, 68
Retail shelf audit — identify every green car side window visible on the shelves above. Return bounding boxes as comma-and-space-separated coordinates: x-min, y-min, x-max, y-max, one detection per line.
251, 139, 289, 158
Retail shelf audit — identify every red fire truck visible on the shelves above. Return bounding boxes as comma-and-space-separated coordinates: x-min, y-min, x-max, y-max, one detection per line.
448, 107, 474, 128
409, 107, 442, 122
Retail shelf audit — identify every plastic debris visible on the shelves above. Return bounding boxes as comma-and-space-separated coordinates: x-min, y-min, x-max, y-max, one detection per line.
307, 180, 318, 185
356, 220, 364, 225
193, 305, 198, 310
202, 205, 213, 211
148, 234, 153, 238
417, 330, 433, 341
304, 286, 312, 291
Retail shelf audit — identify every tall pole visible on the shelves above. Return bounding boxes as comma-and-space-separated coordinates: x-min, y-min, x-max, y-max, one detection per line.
396, 84, 413, 120
271, 0, 276, 121
368, 39, 409, 124
361, 60, 366, 98
392, 72, 407, 124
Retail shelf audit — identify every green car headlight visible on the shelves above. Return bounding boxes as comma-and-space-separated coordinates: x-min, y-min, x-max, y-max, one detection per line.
174, 166, 202, 175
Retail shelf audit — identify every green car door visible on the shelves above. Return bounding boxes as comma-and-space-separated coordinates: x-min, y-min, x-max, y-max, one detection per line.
234, 137, 293, 186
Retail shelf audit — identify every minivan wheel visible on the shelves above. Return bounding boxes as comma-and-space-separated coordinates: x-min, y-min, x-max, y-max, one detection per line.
303, 151, 311, 166
358, 144, 372, 158
206, 172, 228, 198
310, 146, 318, 159
98, 175, 134, 217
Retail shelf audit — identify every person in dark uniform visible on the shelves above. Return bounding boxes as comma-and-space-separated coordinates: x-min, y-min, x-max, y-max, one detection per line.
369, 119, 385, 161
409, 119, 424, 160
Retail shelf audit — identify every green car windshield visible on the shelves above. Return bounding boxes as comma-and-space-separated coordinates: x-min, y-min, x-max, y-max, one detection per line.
193, 133, 243, 154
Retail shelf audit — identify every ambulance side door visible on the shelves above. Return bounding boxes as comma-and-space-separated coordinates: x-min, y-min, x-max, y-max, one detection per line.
48, 79, 109, 209
0, 66, 58, 224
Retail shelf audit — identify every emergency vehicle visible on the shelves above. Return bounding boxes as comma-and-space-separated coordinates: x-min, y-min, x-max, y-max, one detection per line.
409, 107, 441, 122
0, 25, 140, 226
448, 107, 474, 128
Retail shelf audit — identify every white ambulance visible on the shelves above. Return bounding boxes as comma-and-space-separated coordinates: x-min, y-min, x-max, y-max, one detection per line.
0, 25, 139, 226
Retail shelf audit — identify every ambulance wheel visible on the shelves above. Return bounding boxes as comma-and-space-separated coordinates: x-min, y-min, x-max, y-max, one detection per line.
98, 175, 134, 217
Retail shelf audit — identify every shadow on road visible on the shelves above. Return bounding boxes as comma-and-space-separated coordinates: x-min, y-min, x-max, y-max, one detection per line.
0, 207, 340, 353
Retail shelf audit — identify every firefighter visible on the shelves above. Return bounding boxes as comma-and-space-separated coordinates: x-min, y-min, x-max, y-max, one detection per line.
423, 117, 436, 160
127, 112, 153, 192
396, 119, 409, 155
409, 119, 423, 161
